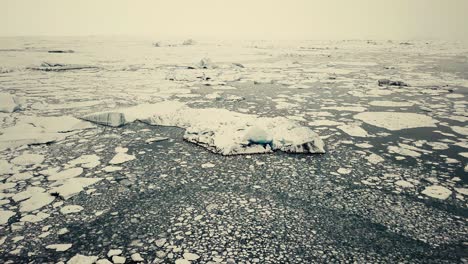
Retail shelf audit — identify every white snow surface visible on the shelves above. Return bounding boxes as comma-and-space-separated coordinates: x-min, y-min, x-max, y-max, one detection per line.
82, 101, 325, 155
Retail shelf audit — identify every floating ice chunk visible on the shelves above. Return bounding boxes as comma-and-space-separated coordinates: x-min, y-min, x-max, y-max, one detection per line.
20, 212, 49, 223
131, 253, 144, 262
323, 106, 367, 112
338, 124, 369, 137
421, 185, 452, 200
0, 209, 15, 224
48, 167, 83, 181
369, 101, 414, 107
109, 153, 135, 164
183, 253, 200, 261
46, 244, 72, 252
12, 187, 45, 202
102, 166, 122, 172
60, 205, 84, 214
0, 182, 16, 191
49, 177, 102, 199
0, 93, 20, 113
81, 112, 127, 127
451, 126, 468, 136
145, 137, 168, 144
0, 160, 15, 175
0, 116, 94, 150
19, 192, 55, 212
83, 101, 325, 155
366, 153, 384, 164
175, 259, 190, 264
11, 153, 44, 166
337, 168, 352, 174
68, 154, 100, 168
354, 112, 438, 131
455, 188, 468, 196
107, 249, 123, 257
201, 162, 215, 168
395, 180, 414, 188
388, 145, 421, 157
308, 120, 341, 127
67, 254, 99, 264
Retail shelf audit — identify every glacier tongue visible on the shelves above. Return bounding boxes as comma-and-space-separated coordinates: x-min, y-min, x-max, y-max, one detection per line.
82, 101, 325, 155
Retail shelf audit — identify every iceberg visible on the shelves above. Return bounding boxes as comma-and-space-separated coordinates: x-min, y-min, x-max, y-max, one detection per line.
82, 101, 325, 155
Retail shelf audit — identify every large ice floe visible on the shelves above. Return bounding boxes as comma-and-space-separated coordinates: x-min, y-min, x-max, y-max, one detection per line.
354, 112, 438, 131
82, 101, 325, 155
0, 116, 95, 150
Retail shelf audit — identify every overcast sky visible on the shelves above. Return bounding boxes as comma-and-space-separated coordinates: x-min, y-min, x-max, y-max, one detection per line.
1, 0, 467, 40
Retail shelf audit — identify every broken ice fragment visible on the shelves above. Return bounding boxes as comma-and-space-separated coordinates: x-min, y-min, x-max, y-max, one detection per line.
421, 185, 452, 200
109, 153, 136, 164
46, 243, 72, 252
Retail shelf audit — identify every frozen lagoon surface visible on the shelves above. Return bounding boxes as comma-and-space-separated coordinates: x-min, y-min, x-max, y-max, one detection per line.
0, 37, 467, 263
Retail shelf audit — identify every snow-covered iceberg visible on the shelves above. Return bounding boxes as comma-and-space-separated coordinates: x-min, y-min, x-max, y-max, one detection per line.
82, 101, 325, 155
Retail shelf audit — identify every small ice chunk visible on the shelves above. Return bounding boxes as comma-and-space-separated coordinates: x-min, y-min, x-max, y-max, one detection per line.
337, 168, 352, 174
103, 166, 123, 172
112, 256, 126, 264
20, 212, 50, 223
201, 162, 215, 168
451, 126, 468, 136
183, 253, 200, 261
68, 154, 101, 168
109, 152, 135, 164
421, 185, 452, 200
395, 180, 414, 188
48, 167, 83, 181
366, 154, 384, 164
67, 254, 99, 264
60, 205, 84, 214
0, 209, 15, 225
46, 243, 72, 252
131, 253, 144, 262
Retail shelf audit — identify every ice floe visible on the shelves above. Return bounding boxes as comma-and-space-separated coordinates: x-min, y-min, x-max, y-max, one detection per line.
338, 124, 369, 137
10, 153, 44, 166
83, 101, 325, 155
0, 116, 94, 150
421, 185, 452, 200
354, 112, 438, 131
0, 209, 15, 225
0, 93, 21, 113
46, 243, 73, 252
